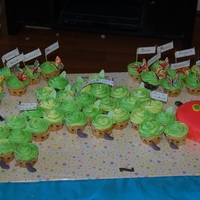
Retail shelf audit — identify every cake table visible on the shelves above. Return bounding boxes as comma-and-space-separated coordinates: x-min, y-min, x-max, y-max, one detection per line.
0, 72, 200, 199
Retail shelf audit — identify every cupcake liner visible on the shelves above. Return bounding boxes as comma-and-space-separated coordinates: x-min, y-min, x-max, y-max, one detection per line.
91, 124, 113, 138
29, 74, 41, 85
42, 70, 60, 81
113, 119, 129, 130
128, 72, 142, 83
16, 157, 38, 168
86, 118, 92, 126
66, 125, 86, 134
32, 128, 50, 142
164, 133, 187, 146
130, 122, 140, 131
163, 88, 181, 97
7, 84, 28, 96
143, 81, 159, 91
0, 151, 15, 163
140, 134, 163, 145
49, 121, 65, 132
186, 85, 200, 95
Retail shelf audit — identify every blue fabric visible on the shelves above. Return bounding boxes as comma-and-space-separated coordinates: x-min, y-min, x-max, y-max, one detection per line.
1, 176, 200, 200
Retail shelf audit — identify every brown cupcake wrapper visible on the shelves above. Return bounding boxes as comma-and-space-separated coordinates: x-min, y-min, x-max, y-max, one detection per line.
164, 133, 187, 146
128, 72, 142, 83
143, 81, 159, 91
7, 84, 28, 96
32, 128, 51, 142
163, 88, 181, 97
186, 85, 200, 96
42, 70, 60, 81
49, 121, 65, 132
140, 134, 163, 145
130, 122, 140, 131
16, 157, 38, 168
65, 125, 86, 134
29, 74, 41, 85
113, 119, 129, 130
0, 151, 15, 163
91, 124, 113, 138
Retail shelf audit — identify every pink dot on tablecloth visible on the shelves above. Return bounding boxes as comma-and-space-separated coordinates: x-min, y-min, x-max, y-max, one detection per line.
47, 146, 51, 148
46, 178, 50, 181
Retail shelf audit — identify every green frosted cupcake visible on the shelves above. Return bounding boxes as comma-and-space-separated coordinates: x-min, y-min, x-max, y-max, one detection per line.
118, 96, 139, 112
0, 125, 10, 139
76, 92, 96, 107
22, 106, 44, 119
40, 97, 61, 110
99, 97, 119, 114
35, 86, 56, 103
90, 84, 112, 99
112, 86, 130, 101
140, 99, 163, 114
131, 87, 150, 102
155, 110, 176, 126
6, 115, 28, 130
185, 73, 200, 95
59, 99, 82, 113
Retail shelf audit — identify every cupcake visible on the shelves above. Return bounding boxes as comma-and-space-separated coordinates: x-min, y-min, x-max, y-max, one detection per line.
64, 111, 87, 135
35, 86, 56, 103
56, 84, 75, 102
82, 101, 102, 126
162, 69, 184, 97
0, 139, 15, 169
130, 85, 150, 102
150, 58, 170, 72
5, 115, 28, 130
185, 72, 200, 95
176, 67, 190, 84
90, 84, 112, 99
91, 113, 114, 139
0, 125, 10, 139
113, 108, 130, 130
8, 129, 32, 145
76, 92, 96, 107
48, 71, 69, 91
112, 86, 130, 101
127, 59, 147, 83
6, 76, 29, 96
22, 106, 44, 119
99, 97, 118, 114
140, 99, 163, 114
118, 96, 139, 112
154, 107, 176, 126
40, 96, 61, 110
163, 121, 188, 148
23, 60, 41, 85
14, 143, 39, 172
130, 107, 155, 131
43, 108, 65, 132
139, 120, 163, 150
1, 66, 12, 80
88, 69, 106, 86
26, 118, 50, 141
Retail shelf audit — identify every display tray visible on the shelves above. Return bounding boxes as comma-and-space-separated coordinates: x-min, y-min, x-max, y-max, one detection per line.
1, 72, 200, 183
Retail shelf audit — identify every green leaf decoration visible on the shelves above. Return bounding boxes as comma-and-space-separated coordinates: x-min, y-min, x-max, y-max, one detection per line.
139, 82, 145, 88
64, 84, 71, 91
94, 99, 101, 106
60, 71, 66, 78
77, 76, 83, 83
66, 94, 74, 100
166, 106, 173, 113
99, 69, 105, 77
49, 90, 57, 98
107, 110, 113, 119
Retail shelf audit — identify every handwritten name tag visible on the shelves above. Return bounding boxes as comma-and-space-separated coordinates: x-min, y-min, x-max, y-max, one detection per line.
45, 41, 59, 56
2, 48, 20, 63
196, 60, 200, 66
6, 53, 24, 68
19, 102, 37, 111
171, 60, 190, 70
175, 47, 195, 58
150, 91, 168, 102
157, 41, 174, 53
24, 48, 42, 62
137, 46, 156, 54
147, 53, 161, 67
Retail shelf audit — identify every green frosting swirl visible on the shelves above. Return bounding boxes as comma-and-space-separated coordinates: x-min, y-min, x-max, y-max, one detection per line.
131, 87, 150, 102
6, 76, 29, 88
22, 106, 44, 119
82, 104, 102, 119
6, 115, 28, 130
118, 96, 139, 112
40, 97, 61, 110
141, 71, 161, 86
57, 90, 75, 102
43, 108, 64, 123
0, 139, 15, 155
35, 87, 56, 101
112, 86, 130, 100
48, 76, 69, 90
127, 62, 142, 75
8, 129, 32, 144
140, 99, 163, 114
1, 67, 12, 77
150, 60, 164, 71
155, 111, 176, 125
90, 84, 112, 99
164, 121, 188, 137
113, 108, 130, 122
40, 61, 58, 74
139, 120, 163, 137
59, 99, 82, 113
186, 74, 200, 88
65, 111, 86, 127
91, 114, 114, 130
0, 125, 10, 139
99, 97, 119, 112
191, 65, 200, 74
23, 66, 40, 78
130, 107, 154, 124
76, 92, 96, 106
26, 118, 50, 133
14, 143, 38, 161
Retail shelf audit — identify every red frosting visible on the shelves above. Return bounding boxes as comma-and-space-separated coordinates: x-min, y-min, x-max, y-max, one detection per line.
176, 100, 200, 143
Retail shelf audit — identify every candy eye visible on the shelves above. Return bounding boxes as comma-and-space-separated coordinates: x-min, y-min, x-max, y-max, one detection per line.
192, 104, 200, 111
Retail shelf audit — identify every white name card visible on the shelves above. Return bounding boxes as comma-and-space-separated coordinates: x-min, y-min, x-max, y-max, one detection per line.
171, 60, 190, 70
2, 48, 20, 63
6, 53, 24, 68
157, 41, 174, 53
137, 46, 156, 55
19, 102, 37, 111
45, 41, 59, 56
147, 53, 161, 67
196, 60, 200, 66
23, 48, 42, 62
175, 47, 195, 58
150, 91, 168, 102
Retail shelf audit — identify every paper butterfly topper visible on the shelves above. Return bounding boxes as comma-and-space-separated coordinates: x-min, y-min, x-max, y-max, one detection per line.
54, 56, 64, 70
159, 57, 170, 70
165, 73, 179, 87
176, 67, 189, 76
26, 60, 41, 75
131, 58, 148, 73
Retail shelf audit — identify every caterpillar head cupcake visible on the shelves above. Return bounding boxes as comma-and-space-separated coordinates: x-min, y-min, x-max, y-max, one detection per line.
14, 143, 39, 172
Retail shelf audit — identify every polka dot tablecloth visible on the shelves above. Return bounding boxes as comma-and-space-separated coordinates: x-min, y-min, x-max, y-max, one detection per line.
1, 72, 200, 183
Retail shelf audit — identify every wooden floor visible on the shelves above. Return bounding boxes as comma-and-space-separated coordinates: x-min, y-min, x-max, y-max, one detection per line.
1, 10, 200, 74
